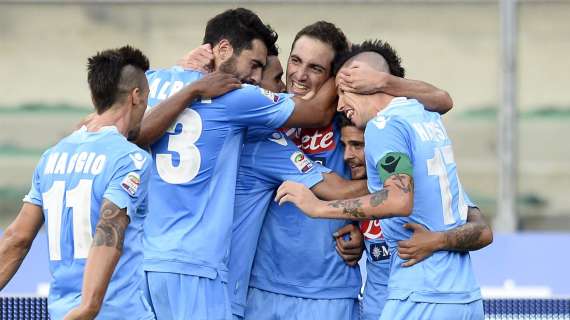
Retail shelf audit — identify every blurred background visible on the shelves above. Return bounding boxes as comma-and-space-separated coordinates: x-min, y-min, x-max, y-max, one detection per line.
0, 0, 569, 302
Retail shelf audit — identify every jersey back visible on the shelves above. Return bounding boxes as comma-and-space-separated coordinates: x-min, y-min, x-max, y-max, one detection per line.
24, 127, 152, 319
250, 116, 362, 299
364, 97, 480, 303
143, 67, 294, 280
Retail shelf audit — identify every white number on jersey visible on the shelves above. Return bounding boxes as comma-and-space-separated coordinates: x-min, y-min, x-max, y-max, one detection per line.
156, 109, 203, 184
427, 145, 468, 225
43, 179, 93, 260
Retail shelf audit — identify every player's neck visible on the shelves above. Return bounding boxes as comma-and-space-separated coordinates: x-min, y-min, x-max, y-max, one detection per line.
373, 93, 396, 114
85, 105, 130, 137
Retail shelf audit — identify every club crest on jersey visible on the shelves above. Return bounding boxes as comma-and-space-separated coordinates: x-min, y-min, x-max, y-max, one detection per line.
373, 115, 390, 129
121, 172, 140, 197
360, 219, 383, 240
290, 151, 313, 173
259, 88, 279, 103
129, 152, 147, 170
370, 242, 390, 261
267, 132, 287, 146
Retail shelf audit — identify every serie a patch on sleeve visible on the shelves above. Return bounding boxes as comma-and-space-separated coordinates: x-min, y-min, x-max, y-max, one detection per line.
377, 152, 413, 182
121, 172, 141, 197
290, 151, 314, 173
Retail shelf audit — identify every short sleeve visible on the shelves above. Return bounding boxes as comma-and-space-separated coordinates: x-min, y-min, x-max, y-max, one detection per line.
22, 163, 43, 206
220, 85, 295, 129
103, 150, 151, 216
244, 131, 331, 189
365, 116, 412, 183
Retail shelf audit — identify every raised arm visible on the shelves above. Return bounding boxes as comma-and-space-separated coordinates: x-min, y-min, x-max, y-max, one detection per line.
135, 72, 241, 147
276, 172, 413, 221
64, 200, 129, 320
337, 61, 453, 114
397, 206, 493, 267
0, 203, 44, 290
283, 78, 338, 128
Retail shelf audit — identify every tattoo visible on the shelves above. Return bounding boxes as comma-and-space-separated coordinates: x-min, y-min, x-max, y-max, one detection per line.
370, 189, 389, 207
328, 199, 366, 218
93, 201, 129, 250
445, 208, 486, 251
390, 174, 413, 193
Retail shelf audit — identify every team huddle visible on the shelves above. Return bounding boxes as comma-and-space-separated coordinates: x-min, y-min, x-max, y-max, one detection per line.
0, 8, 493, 320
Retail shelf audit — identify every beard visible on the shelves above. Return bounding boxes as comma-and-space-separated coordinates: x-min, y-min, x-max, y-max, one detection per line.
219, 56, 238, 77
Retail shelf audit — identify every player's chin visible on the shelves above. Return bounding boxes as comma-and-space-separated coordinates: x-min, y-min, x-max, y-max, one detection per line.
350, 167, 366, 180
127, 128, 140, 142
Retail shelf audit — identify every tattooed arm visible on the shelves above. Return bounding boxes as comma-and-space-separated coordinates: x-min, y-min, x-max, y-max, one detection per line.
397, 206, 493, 267
276, 173, 413, 220
0, 203, 44, 290
64, 200, 129, 320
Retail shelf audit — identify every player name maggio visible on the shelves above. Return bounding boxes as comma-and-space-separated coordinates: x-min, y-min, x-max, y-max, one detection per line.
42, 152, 107, 176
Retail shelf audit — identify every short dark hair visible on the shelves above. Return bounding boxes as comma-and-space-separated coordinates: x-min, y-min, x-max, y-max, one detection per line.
333, 39, 405, 78
337, 112, 354, 129
87, 45, 149, 114
203, 8, 278, 56
292, 21, 349, 71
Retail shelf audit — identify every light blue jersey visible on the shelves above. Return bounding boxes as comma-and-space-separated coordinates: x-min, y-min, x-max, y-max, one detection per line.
230, 128, 331, 317
365, 97, 481, 305
142, 67, 294, 283
24, 126, 153, 319
250, 116, 362, 300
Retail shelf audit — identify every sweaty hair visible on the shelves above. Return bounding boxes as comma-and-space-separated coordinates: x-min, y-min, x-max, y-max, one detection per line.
337, 112, 354, 129
87, 45, 149, 114
292, 21, 349, 70
203, 8, 278, 56
333, 39, 405, 77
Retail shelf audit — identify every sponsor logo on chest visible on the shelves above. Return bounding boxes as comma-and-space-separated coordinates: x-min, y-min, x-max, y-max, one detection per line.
281, 125, 336, 154
360, 219, 383, 240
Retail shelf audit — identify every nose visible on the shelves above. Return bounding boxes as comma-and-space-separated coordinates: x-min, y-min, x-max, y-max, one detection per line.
250, 69, 263, 85
296, 66, 309, 82
344, 146, 354, 162
337, 96, 346, 112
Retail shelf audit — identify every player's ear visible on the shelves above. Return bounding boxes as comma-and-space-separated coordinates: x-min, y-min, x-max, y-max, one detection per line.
131, 87, 142, 106
215, 39, 234, 63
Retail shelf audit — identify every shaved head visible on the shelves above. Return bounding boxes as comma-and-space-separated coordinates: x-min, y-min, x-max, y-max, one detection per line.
343, 51, 390, 73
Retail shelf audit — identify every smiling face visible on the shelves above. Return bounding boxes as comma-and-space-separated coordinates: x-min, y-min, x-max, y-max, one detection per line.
340, 125, 366, 180
336, 86, 379, 129
286, 36, 334, 97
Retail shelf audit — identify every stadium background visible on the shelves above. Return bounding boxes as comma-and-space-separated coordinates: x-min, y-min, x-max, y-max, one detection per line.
0, 0, 569, 317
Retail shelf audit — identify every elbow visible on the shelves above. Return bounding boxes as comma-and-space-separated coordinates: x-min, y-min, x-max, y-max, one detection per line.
438, 90, 453, 114
3, 228, 33, 252
481, 225, 494, 248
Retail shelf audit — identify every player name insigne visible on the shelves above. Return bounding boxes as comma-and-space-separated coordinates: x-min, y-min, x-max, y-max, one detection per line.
43, 152, 107, 176
412, 120, 449, 143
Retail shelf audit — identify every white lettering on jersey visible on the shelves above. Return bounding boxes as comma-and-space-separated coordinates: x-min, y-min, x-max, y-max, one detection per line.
43, 152, 107, 176
412, 120, 448, 143
149, 78, 161, 99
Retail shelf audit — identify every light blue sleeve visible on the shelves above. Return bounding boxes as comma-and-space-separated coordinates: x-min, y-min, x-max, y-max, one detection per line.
365, 116, 412, 183
463, 190, 476, 207
246, 131, 331, 189
103, 151, 151, 216
22, 150, 50, 206
220, 85, 295, 129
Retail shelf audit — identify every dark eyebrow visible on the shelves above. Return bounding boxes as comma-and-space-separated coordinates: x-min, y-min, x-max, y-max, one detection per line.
308, 63, 326, 73
253, 59, 265, 69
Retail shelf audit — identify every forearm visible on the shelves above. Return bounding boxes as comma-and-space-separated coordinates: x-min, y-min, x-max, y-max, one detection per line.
135, 84, 201, 147
77, 246, 121, 317
440, 207, 493, 251
288, 98, 336, 128
316, 186, 411, 220
382, 76, 453, 114
0, 231, 32, 290
313, 174, 369, 200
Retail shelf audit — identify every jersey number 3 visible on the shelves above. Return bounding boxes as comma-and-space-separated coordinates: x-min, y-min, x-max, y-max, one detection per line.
156, 109, 203, 184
